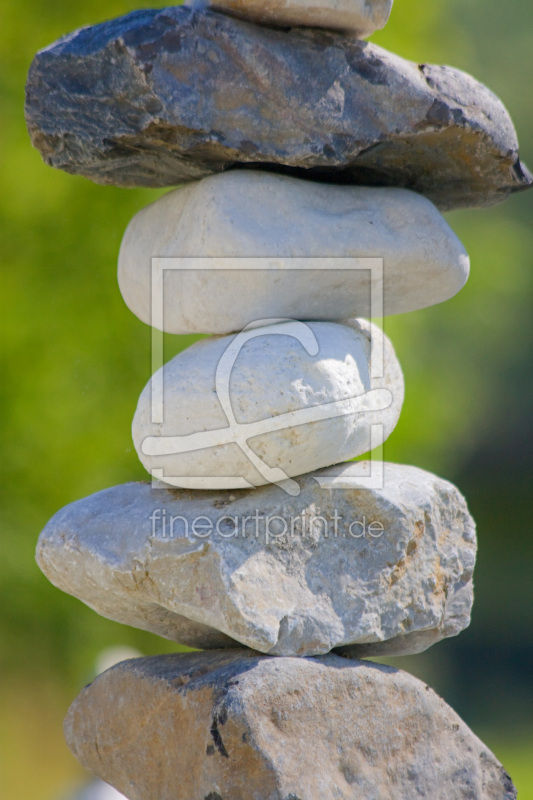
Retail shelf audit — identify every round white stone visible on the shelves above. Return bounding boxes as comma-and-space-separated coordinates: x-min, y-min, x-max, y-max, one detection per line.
132, 318, 403, 491
118, 170, 470, 335
69, 781, 127, 800
203, 0, 393, 37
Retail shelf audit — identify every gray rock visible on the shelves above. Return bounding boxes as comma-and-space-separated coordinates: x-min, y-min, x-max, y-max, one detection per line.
36, 462, 476, 657
25, 7, 531, 209
118, 172, 470, 334
64, 650, 516, 800
132, 319, 404, 491
204, 0, 393, 36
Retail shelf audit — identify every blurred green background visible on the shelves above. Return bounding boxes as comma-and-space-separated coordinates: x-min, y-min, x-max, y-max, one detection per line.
1, 0, 532, 796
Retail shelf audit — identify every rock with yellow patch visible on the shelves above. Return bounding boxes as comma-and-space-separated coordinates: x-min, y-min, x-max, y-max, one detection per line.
64, 651, 516, 800
25, 7, 532, 208
36, 461, 476, 657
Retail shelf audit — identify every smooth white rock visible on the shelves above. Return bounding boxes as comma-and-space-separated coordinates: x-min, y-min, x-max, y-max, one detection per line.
66, 781, 127, 800
36, 462, 476, 657
202, 0, 393, 36
132, 319, 403, 491
118, 171, 470, 335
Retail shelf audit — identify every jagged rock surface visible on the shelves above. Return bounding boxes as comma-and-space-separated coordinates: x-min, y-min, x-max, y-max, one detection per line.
37, 462, 476, 657
25, 6, 532, 209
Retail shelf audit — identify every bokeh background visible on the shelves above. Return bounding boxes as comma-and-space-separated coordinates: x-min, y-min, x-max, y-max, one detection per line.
1, 0, 532, 797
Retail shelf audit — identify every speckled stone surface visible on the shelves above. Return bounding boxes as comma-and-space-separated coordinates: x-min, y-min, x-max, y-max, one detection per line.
64, 651, 516, 800
37, 461, 475, 657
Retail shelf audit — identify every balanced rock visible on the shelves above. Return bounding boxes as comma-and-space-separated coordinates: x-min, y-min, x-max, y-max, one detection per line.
204, 0, 393, 36
118, 171, 470, 334
132, 319, 403, 490
64, 651, 516, 800
25, 6, 531, 209
36, 462, 476, 657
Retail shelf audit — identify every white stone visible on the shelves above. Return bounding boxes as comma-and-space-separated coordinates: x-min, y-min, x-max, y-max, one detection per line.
117, 171, 470, 335
132, 319, 403, 491
68, 781, 127, 800
203, 0, 393, 37
36, 462, 476, 657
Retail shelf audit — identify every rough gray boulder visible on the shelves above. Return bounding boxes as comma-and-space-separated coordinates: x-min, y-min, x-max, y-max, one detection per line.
64, 650, 517, 800
36, 462, 476, 657
25, 6, 531, 209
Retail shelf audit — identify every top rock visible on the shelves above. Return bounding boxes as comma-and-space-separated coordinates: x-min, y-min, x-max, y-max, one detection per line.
25, 7, 531, 209
203, 0, 393, 37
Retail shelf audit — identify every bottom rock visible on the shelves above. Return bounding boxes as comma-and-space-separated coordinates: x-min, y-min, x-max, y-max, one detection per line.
65, 650, 515, 800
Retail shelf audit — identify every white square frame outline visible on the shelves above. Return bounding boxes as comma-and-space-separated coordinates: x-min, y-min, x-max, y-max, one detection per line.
149, 257, 387, 491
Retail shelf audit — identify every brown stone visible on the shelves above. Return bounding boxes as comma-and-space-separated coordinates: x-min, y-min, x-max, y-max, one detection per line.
64, 650, 516, 800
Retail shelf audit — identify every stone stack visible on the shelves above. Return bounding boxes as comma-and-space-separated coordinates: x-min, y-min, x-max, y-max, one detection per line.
26, 3, 530, 798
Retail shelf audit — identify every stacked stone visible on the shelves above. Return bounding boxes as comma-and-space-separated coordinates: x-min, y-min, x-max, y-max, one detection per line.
26, 3, 530, 799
